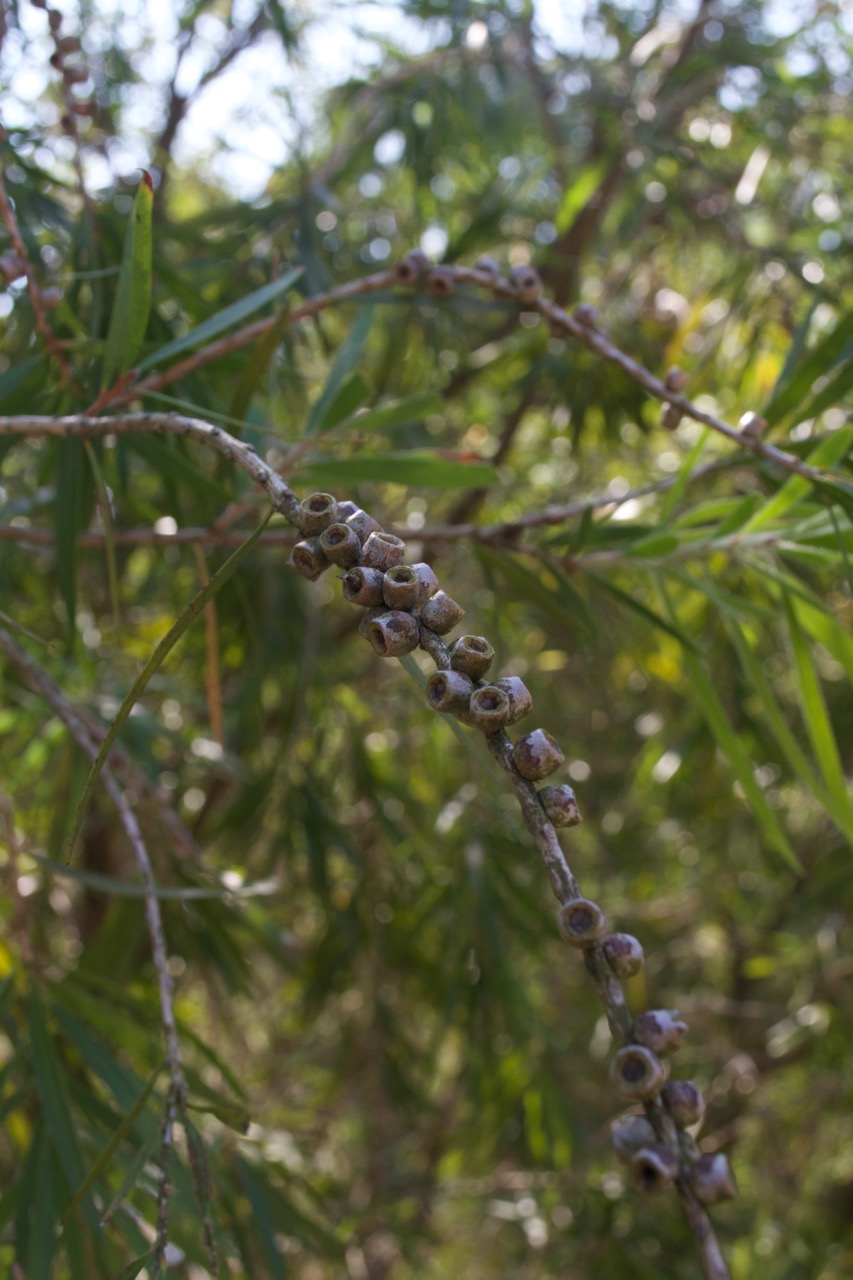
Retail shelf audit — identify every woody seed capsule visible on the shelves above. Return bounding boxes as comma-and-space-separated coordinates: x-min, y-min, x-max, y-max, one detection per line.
610, 1045, 667, 1101
419, 590, 465, 635
427, 266, 455, 296
690, 1153, 737, 1206
393, 249, 431, 284
410, 562, 439, 603
358, 607, 386, 639
426, 670, 475, 717
467, 685, 511, 733
491, 677, 533, 725
320, 522, 362, 567
361, 531, 406, 571
298, 492, 339, 535
539, 784, 581, 828
289, 537, 330, 581
611, 1114, 657, 1164
557, 897, 606, 947
475, 255, 501, 275
631, 1145, 680, 1195
367, 610, 421, 658
661, 1080, 706, 1129
382, 565, 421, 610
634, 1009, 688, 1057
345, 508, 383, 544
601, 933, 645, 978
512, 729, 564, 781
449, 635, 495, 680
341, 566, 386, 607
508, 264, 542, 303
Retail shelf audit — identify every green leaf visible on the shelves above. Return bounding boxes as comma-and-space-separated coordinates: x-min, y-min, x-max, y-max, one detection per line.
137, 266, 304, 372
740, 427, 853, 534
294, 451, 498, 488
555, 160, 610, 233
783, 591, 853, 838
33, 852, 280, 899
27, 989, 88, 1202
764, 310, 853, 427
54, 437, 93, 641
333, 391, 444, 435
114, 1247, 156, 1279
102, 171, 154, 388
305, 304, 375, 435
313, 371, 371, 432
64, 511, 272, 863
660, 428, 711, 522
583, 569, 695, 648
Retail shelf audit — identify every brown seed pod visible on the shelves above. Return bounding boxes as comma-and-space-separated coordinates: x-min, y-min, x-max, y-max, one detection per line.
574, 302, 598, 327
381, 565, 420, 610
474, 255, 501, 275
491, 676, 532, 725
419, 590, 464, 635
289, 537, 330, 581
634, 1009, 688, 1057
361, 531, 407, 571
557, 897, 607, 947
467, 685, 511, 734
319, 522, 362, 568
611, 1113, 657, 1164
508, 264, 542, 303
661, 402, 683, 432
345, 508, 383, 544
512, 728, 564, 781
601, 932, 645, 978
427, 266, 455, 296
661, 1080, 706, 1130
610, 1045, 667, 1101
341, 566, 386, 607
449, 635, 495, 680
631, 1145, 680, 1195
298, 492, 339, 536
538, 783, 581, 828
367, 610, 421, 657
393, 249, 431, 284
690, 1153, 737, 1206
425, 670, 475, 717
409, 562, 439, 603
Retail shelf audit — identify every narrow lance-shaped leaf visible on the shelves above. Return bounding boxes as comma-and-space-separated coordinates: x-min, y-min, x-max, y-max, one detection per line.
64, 511, 272, 863
102, 170, 154, 388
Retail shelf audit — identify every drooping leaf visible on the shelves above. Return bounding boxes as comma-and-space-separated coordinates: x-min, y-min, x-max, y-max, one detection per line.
102, 171, 154, 388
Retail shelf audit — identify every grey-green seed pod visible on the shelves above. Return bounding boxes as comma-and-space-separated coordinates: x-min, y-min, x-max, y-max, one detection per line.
345, 508, 383, 544
427, 266, 455, 296
410, 562, 439, 603
557, 897, 607, 947
491, 676, 532, 725
574, 303, 598, 327
298, 492, 339, 535
426, 670, 475, 717
320, 522, 362, 567
382, 565, 420, 609
467, 685, 510, 734
419, 590, 465, 635
449, 635, 495, 680
690, 1153, 737, 1206
539, 783, 581, 828
601, 933, 645, 978
631, 1145, 680, 1195
361, 531, 407, 571
367, 610, 421, 657
610, 1045, 667, 1102
341, 566, 386, 607
475, 255, 501, 275
634, 1010, 688, 1057
393, 249, 431, 284
336, 499, 360, 520
611, 1114, 657, 1164
661, 1080, 706, 1130
512, 728, 564, 781
509, 264, 542, 303
289, 537, 330, 581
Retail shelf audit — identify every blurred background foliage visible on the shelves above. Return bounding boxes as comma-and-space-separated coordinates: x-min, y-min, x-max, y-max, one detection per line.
1, 0, 853, 1276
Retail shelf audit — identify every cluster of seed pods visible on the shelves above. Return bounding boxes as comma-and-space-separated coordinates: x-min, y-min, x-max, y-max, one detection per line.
285, 255, 736, 1213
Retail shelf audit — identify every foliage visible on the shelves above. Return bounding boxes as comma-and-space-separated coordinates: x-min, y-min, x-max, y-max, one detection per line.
1, 2, 852, 1278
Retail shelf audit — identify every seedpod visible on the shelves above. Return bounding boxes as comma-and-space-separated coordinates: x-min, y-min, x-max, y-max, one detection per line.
449, 635, 495, 680
345, 508, 383, 544
361, 531, 407, 571
426, 671, 475, 717
419, 590, 464, 635
410, 562, 439, 603
611, 1114, 657, 1164
298, 492, 338, 535
557, 897, 606, 948
341, 566, 386, 607
383, 565, 421, 610
661, 1080, 706, 1130
467, 685, 510, 734
491, 676, 532, 725
289, 537, 329, 581
427, 266, 455, 295
539, 783, 581, 828
631, 1145, 680, 1196
393, 249, 430, 284
690, 1153, 737, 1206
509, 264, 542, 303
366, 611, 420, 657
634, 1010, 688, 1057
512, 729, 564, 781
610, 1045, 666, 1102
320, 522, 362, 567
601, 932, 645, 978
